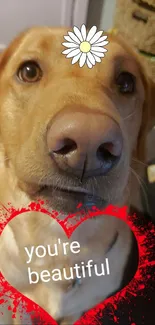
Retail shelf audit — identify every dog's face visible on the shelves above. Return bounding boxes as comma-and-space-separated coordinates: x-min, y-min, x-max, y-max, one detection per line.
0, 27, 149, 214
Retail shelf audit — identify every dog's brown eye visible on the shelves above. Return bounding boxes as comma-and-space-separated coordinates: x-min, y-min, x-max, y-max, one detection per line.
17, 61, 42, 83
116, 72, 135, 94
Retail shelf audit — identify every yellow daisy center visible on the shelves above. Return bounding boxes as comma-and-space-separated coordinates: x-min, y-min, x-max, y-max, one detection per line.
80, 41, 91, 53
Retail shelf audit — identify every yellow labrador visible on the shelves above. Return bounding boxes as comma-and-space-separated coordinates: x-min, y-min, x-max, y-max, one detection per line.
0, 27, 154, 324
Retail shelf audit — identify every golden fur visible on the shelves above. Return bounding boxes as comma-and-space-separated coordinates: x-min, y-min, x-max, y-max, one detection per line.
0, 27, 154, 324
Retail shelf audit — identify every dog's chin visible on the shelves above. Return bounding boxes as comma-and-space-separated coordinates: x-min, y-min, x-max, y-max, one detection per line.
35, 186, 107, 214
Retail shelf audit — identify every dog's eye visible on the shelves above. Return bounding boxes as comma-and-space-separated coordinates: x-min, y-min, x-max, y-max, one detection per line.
116, 72, 135, 94
17, 61, 42, 83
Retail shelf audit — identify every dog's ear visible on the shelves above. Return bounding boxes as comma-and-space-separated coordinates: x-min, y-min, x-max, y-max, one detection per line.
147, 79, 155, 130
0, 52, 3, 63
0, 50, 6, 72
136, 70, 155, 162
0, 45, 6, 59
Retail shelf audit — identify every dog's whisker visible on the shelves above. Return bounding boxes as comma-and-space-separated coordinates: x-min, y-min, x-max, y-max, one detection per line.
123, 111, 136, 120
132, 157, 148, 167
130, 167, 150, 213
131, 166, 148, 191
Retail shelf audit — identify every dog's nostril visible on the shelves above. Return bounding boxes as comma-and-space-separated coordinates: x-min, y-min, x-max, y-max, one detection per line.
97, 143, 117, 160
97, 143, 120, 172
53, 138, 77, 155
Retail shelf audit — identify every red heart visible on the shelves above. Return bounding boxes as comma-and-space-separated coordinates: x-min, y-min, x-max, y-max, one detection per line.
0, 202, 154, 325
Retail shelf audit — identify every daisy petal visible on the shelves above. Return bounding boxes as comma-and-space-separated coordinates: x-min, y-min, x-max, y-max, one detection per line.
72, 52, 82, 65
67, 48, 81, 58
92, 41, 109, 47
91, 50, 105, 58
86, 26, 97, 42
81, 24, 87, 41
62, 42, 79, 48
90, 31, 103, 44
87, 52, 96, 66
95, 35, 108, 44
86, 58, 93, 69
62, 48, 74, 55
79, 53, 87, 67
92, 54, 101, 63
68, 31, 81, 44
92, 48, 107, 54
73, 26, 83, 42
64, 35, 79, 44
91, 46, 107, 52
100, 41, 109, 46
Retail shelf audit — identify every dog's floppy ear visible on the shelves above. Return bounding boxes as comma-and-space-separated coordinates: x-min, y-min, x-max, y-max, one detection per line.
0, 49, 6, 73
0, 44, 6, 59
0, 52, 3, 62
147, 79, 155, 130
136, 69, 155, 162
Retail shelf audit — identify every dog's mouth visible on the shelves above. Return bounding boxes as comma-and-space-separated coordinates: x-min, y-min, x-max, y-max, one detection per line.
38, 184, 107, 213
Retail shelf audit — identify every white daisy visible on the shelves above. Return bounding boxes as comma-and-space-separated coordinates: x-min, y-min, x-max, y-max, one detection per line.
62, 24, 109, 69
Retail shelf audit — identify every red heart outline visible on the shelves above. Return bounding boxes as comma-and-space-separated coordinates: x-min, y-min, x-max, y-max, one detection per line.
0, 201, 155, 325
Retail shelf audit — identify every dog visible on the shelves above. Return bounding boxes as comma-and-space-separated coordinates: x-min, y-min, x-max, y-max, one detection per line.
0, 27, 154, 325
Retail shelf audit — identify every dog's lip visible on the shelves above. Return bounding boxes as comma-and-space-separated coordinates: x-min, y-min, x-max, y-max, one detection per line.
57, 186, 93, 195
40, 185, 95, 196
39, 184, 107, 208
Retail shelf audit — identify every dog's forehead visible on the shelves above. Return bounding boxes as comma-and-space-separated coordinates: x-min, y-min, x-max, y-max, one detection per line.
18, 27, 69, 50
17, 27, 133, 61
0, 27, 143, 83
4, 27, 136, 64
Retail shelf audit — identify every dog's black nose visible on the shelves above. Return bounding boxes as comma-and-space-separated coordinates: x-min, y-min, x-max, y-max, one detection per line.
47, 106, 123, 178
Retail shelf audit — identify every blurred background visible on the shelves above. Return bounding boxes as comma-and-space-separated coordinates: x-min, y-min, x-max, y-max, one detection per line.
0, 0, 116, 48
